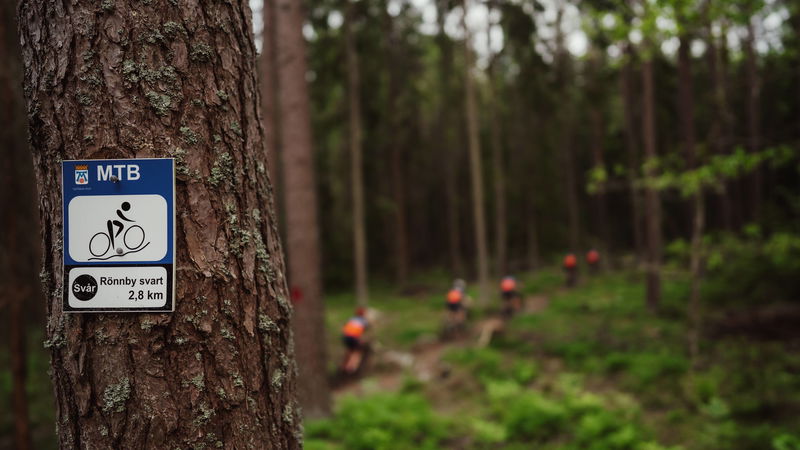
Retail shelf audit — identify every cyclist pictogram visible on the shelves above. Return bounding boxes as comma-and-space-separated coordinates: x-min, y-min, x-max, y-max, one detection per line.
88, 201, 150, 260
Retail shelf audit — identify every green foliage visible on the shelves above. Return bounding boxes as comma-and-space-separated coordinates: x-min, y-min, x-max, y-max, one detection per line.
305, 393, 448, 450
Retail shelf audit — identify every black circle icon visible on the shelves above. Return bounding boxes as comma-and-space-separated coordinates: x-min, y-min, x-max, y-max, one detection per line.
72, 274, 98, 301
121, 202, 131, 211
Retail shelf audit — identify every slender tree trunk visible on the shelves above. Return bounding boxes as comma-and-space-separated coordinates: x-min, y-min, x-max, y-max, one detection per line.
17, 0, 301, 447
621, 44, 645, 263
706, 22, 734, 230
589, 106, 610, 269
275, 0, 331, 419
555, 5, 580, 252
679, 34, 704, 363
461, 0, 490, 305
435, 0, 463, 276
744, 19, 762, 220
344, 0, 369, 305
641, 50, 663, 312
0, 2, 36, 448
383, 9, 409, 286
487, 4, 507, 277
261, 0, 281, 203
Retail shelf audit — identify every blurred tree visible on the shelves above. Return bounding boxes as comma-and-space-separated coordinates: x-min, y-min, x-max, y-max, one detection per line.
344, 0, 370, 305
462, 0, 491, 304
17, 0, 301, 447
275, 0, 332, 418
0, 1, 37, 448
487, 1, 508, 277
261, 0, 281, 199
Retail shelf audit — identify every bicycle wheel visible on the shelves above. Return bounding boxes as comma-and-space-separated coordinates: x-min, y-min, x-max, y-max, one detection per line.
123, 225, 146, 250
89, 232, 111, 257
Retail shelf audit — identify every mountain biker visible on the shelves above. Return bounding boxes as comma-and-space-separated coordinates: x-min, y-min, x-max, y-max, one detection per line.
563, 253, 578, 287
586, 249, 600, 273
500, 275, 521, 316
445, 279, 468, 326
341, 307, 369, 374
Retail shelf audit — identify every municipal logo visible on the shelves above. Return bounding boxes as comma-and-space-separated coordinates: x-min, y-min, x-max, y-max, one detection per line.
75, 164, 89, 185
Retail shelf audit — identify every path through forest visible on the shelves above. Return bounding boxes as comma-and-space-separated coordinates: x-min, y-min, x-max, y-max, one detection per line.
333, 294, 552, 397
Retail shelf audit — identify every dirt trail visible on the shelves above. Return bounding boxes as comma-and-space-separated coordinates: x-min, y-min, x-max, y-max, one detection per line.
332, 294, 551, 398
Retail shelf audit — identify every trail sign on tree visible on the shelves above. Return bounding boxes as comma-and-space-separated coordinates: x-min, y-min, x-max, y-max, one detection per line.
62, 158, 175, 312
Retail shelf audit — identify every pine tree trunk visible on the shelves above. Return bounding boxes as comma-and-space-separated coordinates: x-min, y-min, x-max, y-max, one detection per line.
705, 22, 734, 230
0, 2, 37, 447
679, 34, 704, 363
435, 0, 463, 276
744, 19, 762, 221
487, 5, 506, 278
344, 0, 369, 306
589, 106, 610, 268
641, 54, 663, 312
621, 45, 645, 263
261, 0, 281, 209
17, 0, 301, 447
275, 0, 331, 419
461, 0, 490, 305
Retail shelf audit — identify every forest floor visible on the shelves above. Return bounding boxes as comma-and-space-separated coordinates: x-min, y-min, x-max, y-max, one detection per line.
310, 268, 800, 450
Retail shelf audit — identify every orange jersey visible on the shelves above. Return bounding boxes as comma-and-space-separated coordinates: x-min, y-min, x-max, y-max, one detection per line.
342, 318, 366, 338
447, 289, 463, 304
587, 250, 600, 264
500, 278, 516, 292
563, 254, 577, 269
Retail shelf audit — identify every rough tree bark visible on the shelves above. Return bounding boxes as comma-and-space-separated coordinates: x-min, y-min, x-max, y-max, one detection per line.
435, 0, 463, 276
17, 0, 301, 447
344, 0, 369, 306
461, 0, 490, 305
679, 33, 704, 363
274, 0, 331, 419
260, 0, 281, 208
641, 49, 663, 312
0, 2, 37, 448
621, 44, 645, 262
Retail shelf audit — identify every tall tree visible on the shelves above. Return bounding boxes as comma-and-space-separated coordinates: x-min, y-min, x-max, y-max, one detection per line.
0, 1, 36, 447
743, 10, 763, 220
621, 43, 646, 262
587, 38, 610, 268
640, 21, 663, 312
344, 0, 369, 305
487, 2, 507, 277
436, 0, 464, 276
17, 0, 301, 447
462, 0, 491, 304
275, 0, 332, 418
678, 24, 704, 362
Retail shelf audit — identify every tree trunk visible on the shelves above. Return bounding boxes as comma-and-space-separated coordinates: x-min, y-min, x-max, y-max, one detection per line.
487, 5, 506, 278
344, 0, 369, 306
744, 19, 762, 221
679, 33, 704, 364
435, 0, 463, 276
275, 0, 331, 419
0, 2, 36, 448
17, 0, 301, 447
260, 0, 281, 205
589, 106, 610, 269
461, 0, 490, 305
705, 21, 734, 230
555, 5, 580, 252
641, 54, 663, 312
621, 44, 645, 263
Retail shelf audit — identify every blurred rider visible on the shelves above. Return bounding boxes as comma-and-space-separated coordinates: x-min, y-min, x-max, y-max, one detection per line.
500, 275, 521, 316
341, 307, 369, 373
563, 253, 578, 287
446, 279, 468, 325
586, 249, 600, 274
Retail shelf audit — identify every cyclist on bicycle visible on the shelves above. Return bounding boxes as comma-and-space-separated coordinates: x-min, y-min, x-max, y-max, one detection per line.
500, 275, 521, 316
586, 249, 600, 273
564, 253, 578, 287
341, 307, 370, 374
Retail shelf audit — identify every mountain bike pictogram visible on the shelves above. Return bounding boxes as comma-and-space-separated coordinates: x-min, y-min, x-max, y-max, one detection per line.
88, 201, 150, 260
